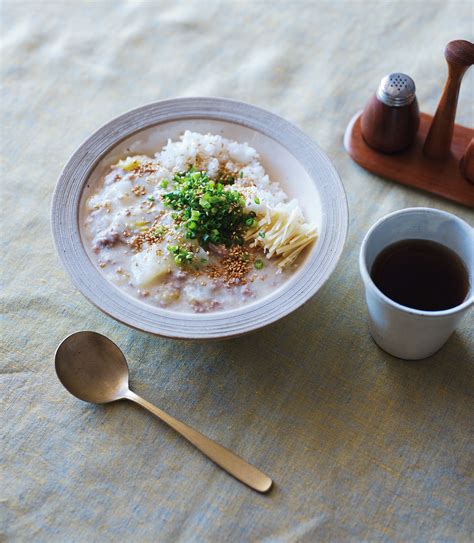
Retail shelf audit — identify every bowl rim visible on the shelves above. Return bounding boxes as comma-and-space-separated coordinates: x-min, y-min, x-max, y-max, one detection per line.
51, 97, 348, 339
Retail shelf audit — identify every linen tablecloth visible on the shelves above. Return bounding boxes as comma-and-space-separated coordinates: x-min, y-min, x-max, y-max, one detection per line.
2, 1, 473, 541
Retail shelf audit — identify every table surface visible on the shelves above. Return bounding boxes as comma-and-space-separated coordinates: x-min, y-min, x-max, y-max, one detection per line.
2, 1, 473, 541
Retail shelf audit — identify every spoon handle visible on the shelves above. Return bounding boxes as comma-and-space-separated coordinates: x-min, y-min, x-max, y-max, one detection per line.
124, 390, 272, 493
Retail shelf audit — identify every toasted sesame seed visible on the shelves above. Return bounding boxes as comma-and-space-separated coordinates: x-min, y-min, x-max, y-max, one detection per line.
130, 220, 168, 251
207, 245, 252, 286
132, 185, 147, 196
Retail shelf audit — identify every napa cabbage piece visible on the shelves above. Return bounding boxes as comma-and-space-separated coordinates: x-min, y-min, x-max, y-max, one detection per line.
131, 245, 172, 286
114, 155, 150, 171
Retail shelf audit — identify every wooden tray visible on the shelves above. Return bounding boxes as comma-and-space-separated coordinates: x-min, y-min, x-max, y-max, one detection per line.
344, 111, 474, 208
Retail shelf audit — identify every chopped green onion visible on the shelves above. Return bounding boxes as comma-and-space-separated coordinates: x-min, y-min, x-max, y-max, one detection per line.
152, 226, 167, 237
162, 167, 258, 247
161, 180, 169, 189
254, 196, 260, 204
258, 231, 265, 238
254, 259, 264, 270
167, 244, 194, 266
147, 196, 155, 202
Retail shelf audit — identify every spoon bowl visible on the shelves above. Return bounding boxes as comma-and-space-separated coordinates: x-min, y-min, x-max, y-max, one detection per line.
55, 331, 130, 404
54, 331, 272, 493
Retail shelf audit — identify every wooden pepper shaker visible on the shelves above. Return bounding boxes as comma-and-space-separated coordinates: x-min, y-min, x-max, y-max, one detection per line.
423, 40, 474, 160
361, 73, 420, 154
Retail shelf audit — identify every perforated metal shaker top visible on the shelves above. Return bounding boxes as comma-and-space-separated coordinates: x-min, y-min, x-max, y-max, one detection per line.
376, 73, 416, 107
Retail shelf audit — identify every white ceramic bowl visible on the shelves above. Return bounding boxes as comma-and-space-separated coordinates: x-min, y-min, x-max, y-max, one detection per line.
52, 98, 347, 339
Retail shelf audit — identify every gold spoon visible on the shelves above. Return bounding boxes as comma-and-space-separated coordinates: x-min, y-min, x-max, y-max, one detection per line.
55, 331, 272, 493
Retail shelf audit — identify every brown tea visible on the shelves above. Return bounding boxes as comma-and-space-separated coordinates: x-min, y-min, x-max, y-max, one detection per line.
370, 239, 469, 311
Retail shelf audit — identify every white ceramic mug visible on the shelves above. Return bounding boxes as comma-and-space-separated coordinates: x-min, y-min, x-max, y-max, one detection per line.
359, 207, 473, 360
